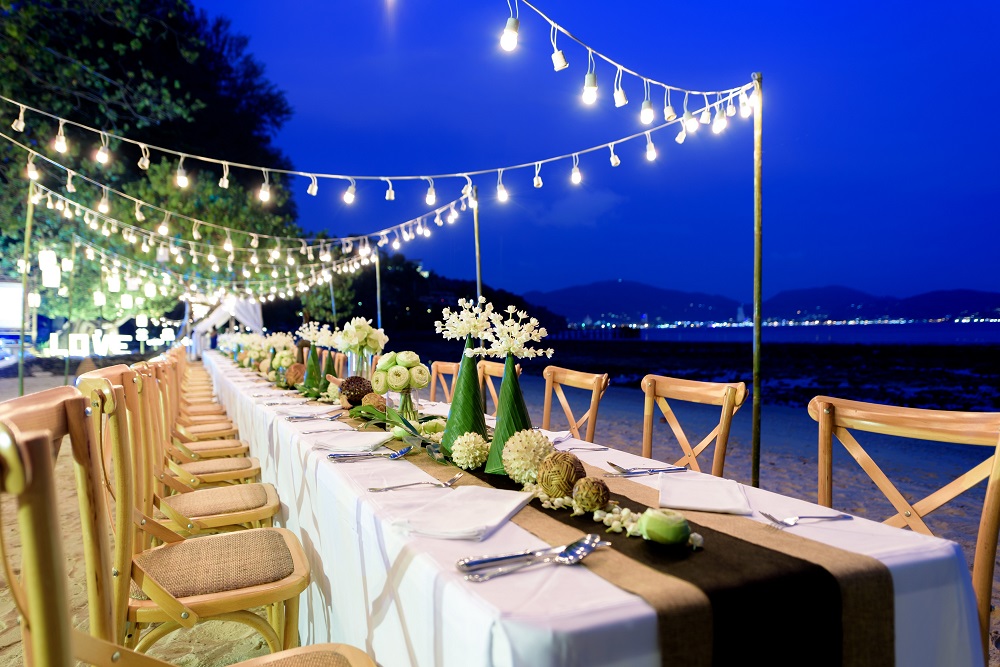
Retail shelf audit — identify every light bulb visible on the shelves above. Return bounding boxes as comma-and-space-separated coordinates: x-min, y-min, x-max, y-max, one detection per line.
683, 111, 699, 133
158, 220, 168, 235
343, 182, 356, 204
63, 206, 73, 219
223, 237, 233, 253
141, 240, 149, 253
219, 175, 229, 189
385, 184, 395, 201
176, 167, 189, 188
699, 108, 712, 125
645, 138, 657, 162
107, 274, 121, 294
93, 291, 106, 307
98, 196, 110, 214
307, 177, 318, 196
95, 144, 110, 164
65, 173, 76, 192
121, 294, 133, 309
28, 292, 41, 308
134, 203, 145, 222
739, 91, 752, 118
551, 49, 568, 71
137, 146, 150, 170
392, 238, 401, 250
533, 174, 543, 188
258, 182, 270, 202
447, 206, 458, 223
609, 146, 620, 167
500, 17, 519, 52
10, 107, 25, 132
675, 128, 686, 144
497, 183, 509, 202
26, 159, 38, 181
55, 199, 64, 211
726, 98, 736, 117
712, 107, 728, 134
250, 235, 259, 248
571, 165, 582, 185
54, 128, 68, 154
582, 72, 598, 105
664, 104, 677, 121
614, 86, 628, 108
425, 184, 436, 206
640, 99, 655, 124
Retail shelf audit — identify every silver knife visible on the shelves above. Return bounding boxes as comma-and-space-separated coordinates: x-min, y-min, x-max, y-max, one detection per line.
603, 469, 686, 477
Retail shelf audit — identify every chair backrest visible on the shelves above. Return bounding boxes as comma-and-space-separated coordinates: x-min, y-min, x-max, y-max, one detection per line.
640, 374, 747, 477
478, 359, 521, 417
0, 385, 89, 665
808, 395, 1000, 654
541, 365, 610, 443
334, 352, 348, 379
429, 361, 460, 402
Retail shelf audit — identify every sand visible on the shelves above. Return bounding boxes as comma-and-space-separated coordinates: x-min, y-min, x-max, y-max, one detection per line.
1, 371, 998, 666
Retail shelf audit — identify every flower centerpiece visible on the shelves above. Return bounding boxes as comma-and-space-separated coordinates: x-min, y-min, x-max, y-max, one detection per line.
267, 332, 297, 387
469, 305, 553, 475
434, 297, 494, 456
334, 317, 388, 378
296, 321, 335, 398
371, 351, 430, 423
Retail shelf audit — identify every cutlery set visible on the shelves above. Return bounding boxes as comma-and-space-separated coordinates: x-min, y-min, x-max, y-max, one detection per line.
760, 511, 852, 528
456, 534, 610, 582
603, 461, 687, 477
327, 445, 413, 463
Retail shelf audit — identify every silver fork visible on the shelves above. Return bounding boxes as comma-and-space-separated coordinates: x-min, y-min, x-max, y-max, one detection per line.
560, 446, 609, 452
368, 472, 463, 493
760, 511, 852, 528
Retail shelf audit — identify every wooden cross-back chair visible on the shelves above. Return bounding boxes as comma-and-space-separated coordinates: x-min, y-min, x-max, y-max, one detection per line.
155, 356, 242, 443
478, 359, 521, 417
79, 364, 279, 539
139, 360, 261, 487
640, 374, 748, 477
429, 361, 460, 402
809, 395, 1000, 656
0, 386, 376, 667
68, 371, 311, 654
541, 366, 610, 443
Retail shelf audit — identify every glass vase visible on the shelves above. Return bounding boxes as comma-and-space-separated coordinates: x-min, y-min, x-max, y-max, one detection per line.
398, 388, 420, 424
346, 349, 372, 378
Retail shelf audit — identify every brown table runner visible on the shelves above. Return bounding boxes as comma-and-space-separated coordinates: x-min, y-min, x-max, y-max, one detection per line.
400, 449, 894, 667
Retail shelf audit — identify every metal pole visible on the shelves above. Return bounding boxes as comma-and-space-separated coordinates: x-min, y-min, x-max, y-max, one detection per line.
374, 251, 382, 329
63, 242, 76, 385
751, 72, 763, 489
18, 181, 36, 397
473, 186, 483, 300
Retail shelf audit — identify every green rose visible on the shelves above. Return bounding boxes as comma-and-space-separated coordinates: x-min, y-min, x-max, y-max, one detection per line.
395, 350, 420, 368
371, 370, 389, 394
376, 351, 397, 370
636, 508, 691, 545
409, 363, 430, 389
387, 365, 411, 392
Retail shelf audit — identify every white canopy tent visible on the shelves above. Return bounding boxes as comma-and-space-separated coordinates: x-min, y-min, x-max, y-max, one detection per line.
190, 296, 264, 357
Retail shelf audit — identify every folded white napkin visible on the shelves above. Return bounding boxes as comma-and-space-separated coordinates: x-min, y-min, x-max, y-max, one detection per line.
393, 486, 532, 540
537, 429, 573, 445
277, 403, 340, 416
658, 474, 752, 515
310, 430, 394, 452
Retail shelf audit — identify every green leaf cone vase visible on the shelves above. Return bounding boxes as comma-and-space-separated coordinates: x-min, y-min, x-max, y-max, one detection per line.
440, 335, 488, 456
303, 344, 321, 393
485, 354, 532, 475
319, 348, 336, 393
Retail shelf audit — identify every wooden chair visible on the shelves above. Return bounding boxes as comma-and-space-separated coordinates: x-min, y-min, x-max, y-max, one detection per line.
541, 365, 610, 443
809, 395, 1000, 656
78, 364, 279, 538
478, 359, 521, 417
429, 361, 460, 402
0, 386, 376, 667
640, 374, 748, 477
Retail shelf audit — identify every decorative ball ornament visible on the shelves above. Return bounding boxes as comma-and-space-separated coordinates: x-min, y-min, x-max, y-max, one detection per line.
537, 452, 586, 498
284, 363, 306, 387
362, 392, 387, 412
501, 429, 555, 485
339, 376, 374, 405
572, 477, 610, 512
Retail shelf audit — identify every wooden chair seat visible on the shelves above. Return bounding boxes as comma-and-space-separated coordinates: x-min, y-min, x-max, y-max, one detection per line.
180, 402, 227, 416
154, 482, 278, 533
809, 395, 1000, 656
641, 374, 747, 477
541, 365, 610, 443
429, 361, 460, 402
183, 437, 249, 457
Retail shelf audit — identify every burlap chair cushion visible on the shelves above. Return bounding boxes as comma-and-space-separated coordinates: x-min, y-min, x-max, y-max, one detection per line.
263, 652, 353, 667
181, 457, 253, 474
185, 438, 248, 452
133, 529, 294, 598
185, 421, 236, 434
156, 484, 269, 519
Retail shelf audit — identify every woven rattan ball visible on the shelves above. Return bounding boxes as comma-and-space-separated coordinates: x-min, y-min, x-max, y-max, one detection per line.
537, 451, 586, 498
572, 477, 610, 512
284, 363, 305, 386
361, 392, 387, 412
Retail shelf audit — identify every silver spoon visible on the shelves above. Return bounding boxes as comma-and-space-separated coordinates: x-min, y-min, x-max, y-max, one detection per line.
286, 411, 345, 422
457, 534, 604, 572
464, 536, 610, 582
367, 471, 463, 492
328, 445, 413, 462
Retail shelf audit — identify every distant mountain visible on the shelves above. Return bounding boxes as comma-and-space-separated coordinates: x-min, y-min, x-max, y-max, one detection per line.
522, 282, 1000, 324
522, 280, 745, 325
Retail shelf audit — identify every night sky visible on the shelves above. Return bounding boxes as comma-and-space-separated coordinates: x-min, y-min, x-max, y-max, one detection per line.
199, 0, 999, 302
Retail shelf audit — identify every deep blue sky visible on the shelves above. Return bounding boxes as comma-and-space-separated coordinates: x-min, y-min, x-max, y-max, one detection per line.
199, 0, 999, 302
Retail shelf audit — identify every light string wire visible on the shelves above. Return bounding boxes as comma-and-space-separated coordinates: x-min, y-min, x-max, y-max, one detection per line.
0, 77, 750, 210
519, 0, 743, 97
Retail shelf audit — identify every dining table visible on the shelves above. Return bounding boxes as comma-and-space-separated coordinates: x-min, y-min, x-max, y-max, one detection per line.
202, 351, 984, 667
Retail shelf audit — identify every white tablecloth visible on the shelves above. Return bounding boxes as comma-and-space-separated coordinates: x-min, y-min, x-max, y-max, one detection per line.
203, 352, 983, 667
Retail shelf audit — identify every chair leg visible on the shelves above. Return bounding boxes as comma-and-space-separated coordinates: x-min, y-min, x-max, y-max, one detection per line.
282, 596, 300, 650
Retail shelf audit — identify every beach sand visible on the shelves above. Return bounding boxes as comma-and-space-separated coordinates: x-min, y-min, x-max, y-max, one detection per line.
1, 371, 998, 665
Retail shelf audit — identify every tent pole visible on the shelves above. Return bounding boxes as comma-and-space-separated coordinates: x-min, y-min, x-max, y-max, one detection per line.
375, 251, 382, 329
473, 186, 483, 301
18, 181, 36, 397
751, 72, 763, 488
63, 242, 76, 385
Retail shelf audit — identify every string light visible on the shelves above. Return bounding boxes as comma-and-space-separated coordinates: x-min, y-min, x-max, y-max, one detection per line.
500, 0, 520, 52
699, 94, 712, 125
570, 154, 582, 184
192, 222, 201, 240
342, 178, 356, 204
307, 174, 318, 196
550, 24, 568, 71
423, 177, 436, 206
608, 144, 620, 167
613, 67, 628, 108
533, 162, 543, 188
219, 162, 230, 189
25, 154, 39, 181
640, 80, 654, 124
582, 50, 598, 105
258, 169, 271, 202
682, 93, 699, 133
663, 88, 677, 121
250, 234, 259, 248
137, 144, 150, 170
53, 120, 68, 153
95, 131, 110, 164
447, 205, 458, 223
496, 169, 509, 202
97, 187, 110, 214
65, 171, 76, 193
223, 233, 233, 253
175, 156, 189, 188
712, 103, 728, 134
10, 104, 25, 132
158, 212, 171, 236
134, 201, 145, 222
383, 178, 395, 201
645, 132, 657, 162
739, 90, 752, 118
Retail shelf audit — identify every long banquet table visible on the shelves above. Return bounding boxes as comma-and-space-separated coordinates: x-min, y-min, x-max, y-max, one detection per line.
202, 351, 983, 666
